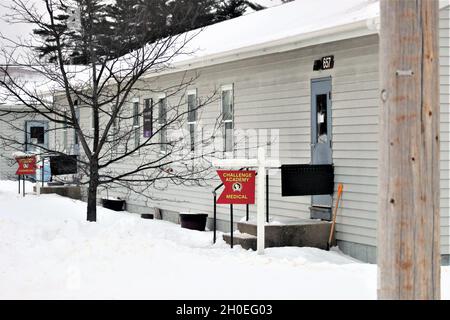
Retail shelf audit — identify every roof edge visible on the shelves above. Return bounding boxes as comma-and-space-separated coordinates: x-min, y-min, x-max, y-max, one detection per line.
144, 18, 379, 79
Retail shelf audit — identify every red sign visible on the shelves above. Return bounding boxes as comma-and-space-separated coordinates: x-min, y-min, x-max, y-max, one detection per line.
16, 156, 37, 175
217, 170, 256, 205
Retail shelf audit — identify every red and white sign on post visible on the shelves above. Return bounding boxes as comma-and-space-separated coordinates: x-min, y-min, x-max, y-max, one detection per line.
16, 156, 37, 175
216, 170, 256, 205
213, 148, 280, 255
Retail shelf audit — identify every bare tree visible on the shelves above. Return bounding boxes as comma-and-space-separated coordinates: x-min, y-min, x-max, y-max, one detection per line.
0, 0, 224, 222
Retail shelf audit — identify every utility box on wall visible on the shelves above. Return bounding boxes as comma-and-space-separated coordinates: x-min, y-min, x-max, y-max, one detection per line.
49, 155, 78, 175
281, 164, 334, 196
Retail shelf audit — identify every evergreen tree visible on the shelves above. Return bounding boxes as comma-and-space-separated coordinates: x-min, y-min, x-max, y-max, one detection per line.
214, 0, 249, 22
68, 0, 111, 64
32, 1, 74, 63
34, 0, 265, 64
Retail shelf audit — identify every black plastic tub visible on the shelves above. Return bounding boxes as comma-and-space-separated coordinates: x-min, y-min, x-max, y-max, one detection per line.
102, 198, 126, 211
179, 213, 208, 231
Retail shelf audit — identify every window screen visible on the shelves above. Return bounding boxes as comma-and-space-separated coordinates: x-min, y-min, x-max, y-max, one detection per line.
187, 93, 197, 123
187, 92, 197, 151
63, 112, 68, 150
133, 102, 139, 126
222, 90, 233, 121
159, 97, 167, 151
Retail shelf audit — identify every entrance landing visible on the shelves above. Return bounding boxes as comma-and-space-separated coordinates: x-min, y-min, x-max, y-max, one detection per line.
223, 218, 332, 250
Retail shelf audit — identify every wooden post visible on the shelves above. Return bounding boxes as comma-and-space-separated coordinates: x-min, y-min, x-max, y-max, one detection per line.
379, 0, 440, 299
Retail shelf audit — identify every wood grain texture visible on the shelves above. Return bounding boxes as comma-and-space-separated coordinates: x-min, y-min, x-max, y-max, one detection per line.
378, 0, 441, 299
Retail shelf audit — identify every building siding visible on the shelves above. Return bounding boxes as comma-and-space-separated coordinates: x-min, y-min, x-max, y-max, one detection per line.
0, 111, 54, 180
94, 35, 381, 249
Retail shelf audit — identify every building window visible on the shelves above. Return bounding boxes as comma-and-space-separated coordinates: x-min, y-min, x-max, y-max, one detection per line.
63, 111, 68, 152
91, 108, 95, 130
158, 96, 167, 152
187, 90, 197, 152
221, 85, 234, 153
143, 98, 153, 138
133, 100, 140, 149
111, 104, 118, 157
74, 100, 79, 147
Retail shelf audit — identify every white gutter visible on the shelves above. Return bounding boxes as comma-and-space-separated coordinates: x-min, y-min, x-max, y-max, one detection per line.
143, 18, 380, 79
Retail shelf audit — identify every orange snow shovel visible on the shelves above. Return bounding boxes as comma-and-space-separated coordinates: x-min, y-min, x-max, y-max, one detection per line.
327, 183, 343, 251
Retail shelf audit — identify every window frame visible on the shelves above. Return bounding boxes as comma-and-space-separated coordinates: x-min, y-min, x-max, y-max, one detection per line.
63, 111, 68, 152
157, 94, 168, 152
73, 100, 80, 150
132, 98, 140, 149
91, 107, 95, 131
221, 84, 234, 153
187, 89, 197, 152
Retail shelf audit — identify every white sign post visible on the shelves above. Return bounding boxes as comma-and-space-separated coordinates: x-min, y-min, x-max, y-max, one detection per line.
213, 147, 280, 255
35, 154, 41, 196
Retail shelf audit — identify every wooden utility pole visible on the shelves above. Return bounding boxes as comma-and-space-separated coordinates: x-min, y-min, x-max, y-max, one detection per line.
379, 0, 440, 299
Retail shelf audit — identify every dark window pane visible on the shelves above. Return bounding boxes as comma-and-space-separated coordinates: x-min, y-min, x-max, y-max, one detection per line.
74, 108, 80, 145
189, 123, 195, 151
160, 128, 167, 152
30, 126, 45, 144
133, 102, 139, 126
143, 99, 153, 138
134, 127, 140, 148
222, 90, 233, 121
225, 122, 233, 152
158, 98, 167, 124
188, 94, 197, 123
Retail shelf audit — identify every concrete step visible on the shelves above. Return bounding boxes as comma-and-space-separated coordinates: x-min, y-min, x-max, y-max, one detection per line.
223, 233, 257, 250
237, 218, 332, 250
33, 185, 81, 200
310, 206, 332, 221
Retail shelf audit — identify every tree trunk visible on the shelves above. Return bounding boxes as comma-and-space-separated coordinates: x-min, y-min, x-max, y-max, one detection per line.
87, 162, 99, 222
378, 0, 440, 299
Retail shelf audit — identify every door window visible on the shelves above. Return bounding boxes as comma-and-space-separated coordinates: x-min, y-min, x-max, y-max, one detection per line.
316, 93, 328, 143
30, 126, 45, 144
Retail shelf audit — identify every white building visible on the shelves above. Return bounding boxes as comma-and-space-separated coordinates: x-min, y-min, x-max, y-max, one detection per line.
3, 0, 450, 264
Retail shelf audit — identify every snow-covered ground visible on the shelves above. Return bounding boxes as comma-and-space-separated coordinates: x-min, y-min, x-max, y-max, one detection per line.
0, 180, 448, 299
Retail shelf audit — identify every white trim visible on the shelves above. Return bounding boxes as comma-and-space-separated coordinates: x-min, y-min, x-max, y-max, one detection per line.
132, 97, 140, 103
187, 89, 197, 96
221, 84, 233, 92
